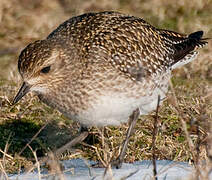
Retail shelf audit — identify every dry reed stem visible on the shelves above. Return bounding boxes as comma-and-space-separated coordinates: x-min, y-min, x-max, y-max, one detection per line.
0, 161, 9, 180
152, 95, 160, 180
103, 164, 114, 180
0, 135, 11, 180
169, 80, 202, 179
98, 128, 112, 167
204, 118, 212, 179
18, 122, 49, 156
0, 149, 13, 160
0, 140, 10, 180
27, 145, 41, 180
47, 152, 66, 180
34, 130, 88, 172
82, 142, 107, 167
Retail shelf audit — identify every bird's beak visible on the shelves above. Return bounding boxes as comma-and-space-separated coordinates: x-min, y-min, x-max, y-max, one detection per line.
12, 82, 31, 105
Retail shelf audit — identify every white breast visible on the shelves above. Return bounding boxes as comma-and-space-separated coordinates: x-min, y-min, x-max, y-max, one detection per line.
78, 94, 139, 127
77, 85, 168, 127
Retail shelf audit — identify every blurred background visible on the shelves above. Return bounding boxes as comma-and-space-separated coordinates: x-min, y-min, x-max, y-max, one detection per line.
0, 0, 211, 173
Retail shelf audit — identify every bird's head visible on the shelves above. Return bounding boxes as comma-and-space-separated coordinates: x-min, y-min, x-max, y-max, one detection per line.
13, 39, 67, 104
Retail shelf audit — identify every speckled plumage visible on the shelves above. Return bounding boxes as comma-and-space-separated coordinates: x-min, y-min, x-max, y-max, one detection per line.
15, 11, 207, 127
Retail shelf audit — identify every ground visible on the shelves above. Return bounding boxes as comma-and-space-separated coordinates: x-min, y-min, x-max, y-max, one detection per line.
0, 0, 211, 176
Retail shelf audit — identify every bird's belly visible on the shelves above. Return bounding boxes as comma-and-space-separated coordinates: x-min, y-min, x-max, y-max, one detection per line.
76, 88, 167, 127
77, 95, 139, 127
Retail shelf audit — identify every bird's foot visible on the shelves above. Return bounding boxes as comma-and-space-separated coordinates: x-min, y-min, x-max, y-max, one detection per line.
110, 158, 123, 169
92, 158, 123, 169
91, 162, 106, 168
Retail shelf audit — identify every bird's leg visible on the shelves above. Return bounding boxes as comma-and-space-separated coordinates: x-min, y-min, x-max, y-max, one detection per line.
111, 108, 140, 169
54, 128, 89, 157
39, 126, 89, 165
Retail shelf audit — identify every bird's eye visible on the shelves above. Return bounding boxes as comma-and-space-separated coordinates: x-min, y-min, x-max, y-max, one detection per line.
41, 66, 51, 74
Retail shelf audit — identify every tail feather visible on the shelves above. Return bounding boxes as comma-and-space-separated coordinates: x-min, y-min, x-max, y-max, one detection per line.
170, 31, 208, 69
188, 31, 203, 40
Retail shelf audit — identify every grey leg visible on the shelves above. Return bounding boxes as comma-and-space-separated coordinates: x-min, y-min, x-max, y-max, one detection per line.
112, 108, 140, 169
39, 129, 89, 165
54, 130, 89, 157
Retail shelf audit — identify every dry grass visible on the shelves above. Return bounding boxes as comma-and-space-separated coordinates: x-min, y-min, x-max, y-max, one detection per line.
0, 0, 211, 177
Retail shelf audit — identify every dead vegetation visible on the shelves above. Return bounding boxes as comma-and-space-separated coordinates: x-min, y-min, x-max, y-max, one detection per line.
0, 0, 211, 178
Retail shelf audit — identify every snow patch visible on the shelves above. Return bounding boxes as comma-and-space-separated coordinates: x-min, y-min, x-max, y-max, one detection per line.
8, 159, 211, 180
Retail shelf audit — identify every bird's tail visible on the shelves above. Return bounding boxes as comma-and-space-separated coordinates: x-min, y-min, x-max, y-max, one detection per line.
170, 31, 208, 70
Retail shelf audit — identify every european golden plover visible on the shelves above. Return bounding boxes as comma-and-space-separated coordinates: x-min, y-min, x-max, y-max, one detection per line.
13, 11, 208, 168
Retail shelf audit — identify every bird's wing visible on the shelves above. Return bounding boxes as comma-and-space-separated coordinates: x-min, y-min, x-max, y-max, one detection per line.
46, 12, 208, 81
